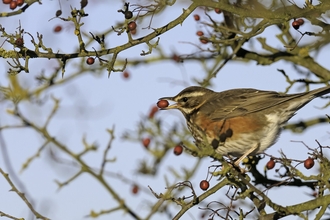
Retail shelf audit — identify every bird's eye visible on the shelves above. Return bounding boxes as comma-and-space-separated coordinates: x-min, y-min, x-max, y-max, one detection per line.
181, 97, 188, 102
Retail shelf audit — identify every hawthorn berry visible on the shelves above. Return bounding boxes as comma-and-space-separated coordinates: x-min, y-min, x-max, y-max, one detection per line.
297, 18, 304, 26
312, 191, 318, 198
3, 0, 12, 4
173, 145, 183, 156
172, 54, 181, 62
148, 106, 158, 118
122, 71, 130, 79
128, 21, 137, 32
15, 38, 24, 47
9, 0, 17, 10
142, 138, 151, 148
193, 14, 200, 21
54, 25, 62, 33
157, 100, 169, 108
130, 28, 137, 35
17, 0, 24, 6
132, 184, 139, 194
196, 31, 204, 36
200, 38, 209, 44
266, 158, 275, 170
200, 180, 209, 191
292, 20, 300, 30
215, 8, 222, 14
304, 157, 314, 169
86, 57, 95, 65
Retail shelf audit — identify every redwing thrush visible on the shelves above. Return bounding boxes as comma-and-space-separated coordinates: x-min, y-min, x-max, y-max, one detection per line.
159, 86, 330, 165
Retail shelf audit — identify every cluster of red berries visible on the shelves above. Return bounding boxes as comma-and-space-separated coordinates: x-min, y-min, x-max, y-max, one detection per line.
142, 137, 183, 156
194, 19, 209, 44
292, 18, 304, 30
142, 101, 184, 156
193, 8, 221, 22
193, 8, 221, 44
118, 3, 136, 34
158, 98, 206, 189
2, 0, 24, 10
196, 31, 208, 44
266, 156, 315, 170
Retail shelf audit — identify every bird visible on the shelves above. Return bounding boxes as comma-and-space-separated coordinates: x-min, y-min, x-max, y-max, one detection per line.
159, 85, 330, 166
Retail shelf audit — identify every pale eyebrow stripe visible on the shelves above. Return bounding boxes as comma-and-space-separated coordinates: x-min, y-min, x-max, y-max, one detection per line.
178, 91, 206, 98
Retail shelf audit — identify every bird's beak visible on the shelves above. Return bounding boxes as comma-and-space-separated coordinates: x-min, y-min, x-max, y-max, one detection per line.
158, 97, 178, 110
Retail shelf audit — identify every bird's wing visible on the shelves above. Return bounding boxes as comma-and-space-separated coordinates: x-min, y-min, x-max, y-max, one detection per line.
201, 89, 306, 120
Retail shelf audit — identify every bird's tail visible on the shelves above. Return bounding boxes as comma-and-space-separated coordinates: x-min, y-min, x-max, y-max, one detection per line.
308, 85, 330, 98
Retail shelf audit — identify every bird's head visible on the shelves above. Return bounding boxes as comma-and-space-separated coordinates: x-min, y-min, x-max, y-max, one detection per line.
159, 86, 214, 115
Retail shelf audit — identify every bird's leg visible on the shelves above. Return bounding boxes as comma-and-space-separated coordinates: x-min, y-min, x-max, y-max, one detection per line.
234, 143, 259, 167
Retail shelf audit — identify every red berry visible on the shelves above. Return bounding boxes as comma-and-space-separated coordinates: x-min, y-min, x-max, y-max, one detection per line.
312, 191, 318, 197
172, 54, 181, 63
17, 0, 24, 6
132, 184, 139, 194
54, 25, 62, 33
297, 18, 304, 26
130, 28, 137, 35
173, 145, 183, 156
157, 100, 169, 108
292, 20, 300, 30
196, 31, 204, 36
123, 71, 129, 78
148, 106, 158, 118
215, 8, 221, 14
3, 0, 12, 4
122, 71, 130, 79
142, 138, 150, 148
193, 14, 200, 21
200, 38, 209, 44
128, 21, 137, 31
15, 37, 24, 47
304, 157, 314, 169
200, 180, 209, 191
9, 0, 17, 10
86, 57, 95, 65
266, 158, 275, 170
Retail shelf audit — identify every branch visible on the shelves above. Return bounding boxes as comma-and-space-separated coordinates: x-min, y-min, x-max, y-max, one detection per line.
0, 168, 50, 220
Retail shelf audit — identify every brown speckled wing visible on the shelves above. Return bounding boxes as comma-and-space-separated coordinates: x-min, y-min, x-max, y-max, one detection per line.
200, 89, 309, 120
